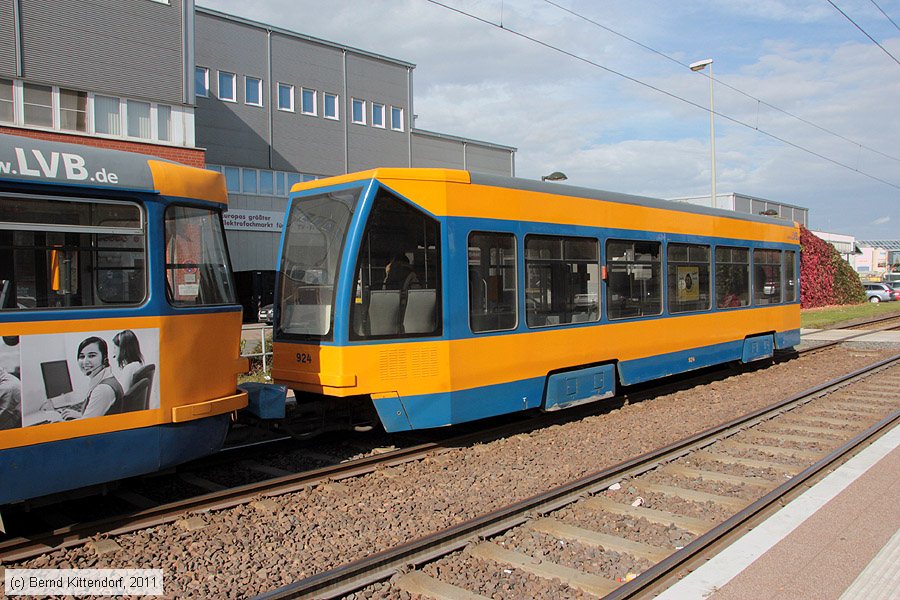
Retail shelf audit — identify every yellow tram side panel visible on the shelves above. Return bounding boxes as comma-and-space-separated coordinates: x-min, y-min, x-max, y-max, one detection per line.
0, 311, 246, 450
274, 304, 797, 400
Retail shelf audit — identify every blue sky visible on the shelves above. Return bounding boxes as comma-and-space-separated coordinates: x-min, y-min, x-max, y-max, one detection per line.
200, 0, 900, 239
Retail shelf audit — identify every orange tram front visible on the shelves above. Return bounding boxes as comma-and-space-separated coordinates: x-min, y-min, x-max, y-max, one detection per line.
0, 133, 247, 508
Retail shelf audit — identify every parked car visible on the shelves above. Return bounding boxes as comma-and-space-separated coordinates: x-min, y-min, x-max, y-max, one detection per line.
864, 283, 897, 303
885, 283, 900, 302
258, 303, 274, 324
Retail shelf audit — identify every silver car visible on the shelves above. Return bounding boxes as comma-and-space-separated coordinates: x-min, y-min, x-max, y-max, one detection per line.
864, 283, 897, 303
257, 304, 274, 324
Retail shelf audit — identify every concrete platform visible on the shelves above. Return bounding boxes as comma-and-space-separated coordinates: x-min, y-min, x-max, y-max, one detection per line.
657, 423, 900, 600
801, 327, 900, 344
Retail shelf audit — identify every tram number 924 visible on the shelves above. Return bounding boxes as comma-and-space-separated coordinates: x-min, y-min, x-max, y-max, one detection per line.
296, 352, 313, 364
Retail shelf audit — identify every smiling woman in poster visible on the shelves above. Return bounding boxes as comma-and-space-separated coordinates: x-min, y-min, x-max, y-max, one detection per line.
58, 336, 124, 420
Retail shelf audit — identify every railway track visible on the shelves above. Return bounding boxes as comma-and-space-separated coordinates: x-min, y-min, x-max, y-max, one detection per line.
0, 338, 894, 566
256, 354, 900, 600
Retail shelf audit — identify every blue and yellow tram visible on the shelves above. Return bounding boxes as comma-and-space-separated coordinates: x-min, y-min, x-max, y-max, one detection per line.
272, 169, 799, 432
0, 134, 247, 506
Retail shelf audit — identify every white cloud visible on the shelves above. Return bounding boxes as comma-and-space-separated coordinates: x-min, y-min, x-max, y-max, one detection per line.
199, 0, 900, 238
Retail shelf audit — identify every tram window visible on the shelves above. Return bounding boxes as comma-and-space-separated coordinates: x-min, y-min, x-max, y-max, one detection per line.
753, 249, 783, 305
469, 232, 517, 333
0, 196, 145, 310
525, 235, 599, 328
667, 243, 710, 314
606, 240, 662, 320
164, 206, 236, 307
784, 250, 797, 303
349, 189, 441, 340
715, 246, 751, 309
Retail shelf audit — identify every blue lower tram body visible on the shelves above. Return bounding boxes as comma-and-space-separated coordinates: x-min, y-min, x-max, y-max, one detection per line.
0, 415, 230, 505
374, 330, 801, 432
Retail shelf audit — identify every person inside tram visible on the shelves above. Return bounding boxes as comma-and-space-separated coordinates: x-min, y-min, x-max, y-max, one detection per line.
382, 253, 419, 292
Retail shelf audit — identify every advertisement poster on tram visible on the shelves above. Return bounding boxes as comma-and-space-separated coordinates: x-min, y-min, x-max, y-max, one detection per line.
0, 328, 160, 429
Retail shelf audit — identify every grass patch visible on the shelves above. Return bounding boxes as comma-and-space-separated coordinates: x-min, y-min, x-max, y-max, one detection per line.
801, 302, 900, 329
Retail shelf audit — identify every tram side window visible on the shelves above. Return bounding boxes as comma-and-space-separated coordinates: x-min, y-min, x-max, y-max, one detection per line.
525, 235, 599, 327
667, 243, 711, 314
469, 232, 517, 333
164, 206, 236, 307
349, 189, 441, 339
715, 246, 750, 309
754, 249, 783, 305
0, 196, 144, 310
784, 250, 797, 303
606, 240, 662, 319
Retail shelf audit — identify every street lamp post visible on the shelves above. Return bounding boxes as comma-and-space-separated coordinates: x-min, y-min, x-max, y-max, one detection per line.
690, 58, 716, 208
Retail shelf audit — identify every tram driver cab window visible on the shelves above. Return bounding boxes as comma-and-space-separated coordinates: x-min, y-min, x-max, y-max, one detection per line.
349, 189, 441, 339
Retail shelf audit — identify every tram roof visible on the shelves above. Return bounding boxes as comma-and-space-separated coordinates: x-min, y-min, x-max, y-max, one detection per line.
293, 168, 795, 229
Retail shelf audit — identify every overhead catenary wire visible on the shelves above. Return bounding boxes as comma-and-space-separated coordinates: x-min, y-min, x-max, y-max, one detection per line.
869, 0, 900, 32
543, 0, 900, 165
423, 0, 900, 192
826, 0, 900, 65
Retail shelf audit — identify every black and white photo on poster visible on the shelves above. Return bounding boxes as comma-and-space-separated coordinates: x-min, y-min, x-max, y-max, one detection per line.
4, 327, 161, 427
0, 335, 22, 430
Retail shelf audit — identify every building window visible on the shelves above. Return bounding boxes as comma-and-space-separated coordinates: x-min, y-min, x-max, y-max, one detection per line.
391, 106, 404, 131
526, 235, 600, 327
372, 102, 385, 128
469, 232, 517, 332
195, 67, 209, 98
277, 83, 294, 112
324, 93, 338, 120
245, 76, 262, 106
351, 98, 365, 124
242, 168, 258, 195
23, 83, 53, 127
127, 100, 151, 138
607, 239, 662, 319
94, 95, 121, 135
217, 71, 236, 102
715, 246, 750, 308
0, 79, 13, 123
157, 104, 171, 141
301, 88, 316, 115
667, 243, 711, 314
259, 170, 274, 195
223, 166, 240, 192
59, 88, 87, 132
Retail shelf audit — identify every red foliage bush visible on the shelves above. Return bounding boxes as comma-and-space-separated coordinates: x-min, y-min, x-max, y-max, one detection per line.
800, 225, 864, 308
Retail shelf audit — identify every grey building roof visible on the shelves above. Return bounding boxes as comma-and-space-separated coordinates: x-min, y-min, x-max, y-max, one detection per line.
857, 240, 900, 250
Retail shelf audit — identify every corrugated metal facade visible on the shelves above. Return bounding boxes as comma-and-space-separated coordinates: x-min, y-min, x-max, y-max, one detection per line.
0, 0, 17, 75
7, 0, 185, 104
194, 8, 515, 180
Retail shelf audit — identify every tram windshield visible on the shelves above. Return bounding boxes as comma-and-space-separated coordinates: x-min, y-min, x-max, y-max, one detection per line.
278, 187, 360, 338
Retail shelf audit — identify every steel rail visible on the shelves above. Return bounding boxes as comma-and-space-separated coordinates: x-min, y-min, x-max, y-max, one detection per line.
0, 340, 882, 563
254, 353, 900, 600
605, 409, 900, 599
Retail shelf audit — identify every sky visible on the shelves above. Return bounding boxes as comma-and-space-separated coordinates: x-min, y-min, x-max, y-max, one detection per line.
199, 0, 900, 239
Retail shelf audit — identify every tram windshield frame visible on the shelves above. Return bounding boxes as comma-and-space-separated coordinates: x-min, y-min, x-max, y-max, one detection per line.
277, 186, 362, 341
